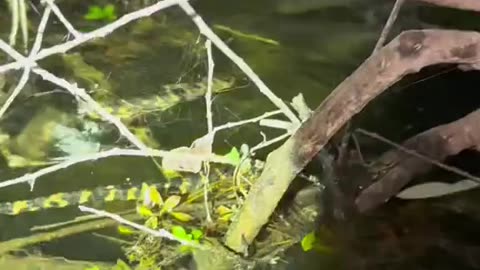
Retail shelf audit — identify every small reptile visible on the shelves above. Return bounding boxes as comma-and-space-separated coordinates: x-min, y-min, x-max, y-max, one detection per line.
80, 77, 236, 123
0, 159, 264, 216
0, 182, 153, 216
62, 52, 236, 123
0, 176, 198, 216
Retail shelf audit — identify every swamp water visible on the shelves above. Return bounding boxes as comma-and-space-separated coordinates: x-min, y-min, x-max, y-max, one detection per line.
1, 0, 480, 269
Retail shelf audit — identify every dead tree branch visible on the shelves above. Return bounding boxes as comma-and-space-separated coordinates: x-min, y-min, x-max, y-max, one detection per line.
225, 29, 480, 253
355, 109, 480, 212
416, 0, 480, 12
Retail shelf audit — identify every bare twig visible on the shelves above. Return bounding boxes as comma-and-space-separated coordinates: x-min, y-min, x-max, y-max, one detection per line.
0, 0, 179, 74
79, 205, 202, 248
373, 0, 404, 53
250, 132, 291, 153
417, 0, 480, 12
177, 1, 300, 125
205, 39, 214, 133
0, 147, 233, 189
0, 68, 29, 118
0, 6, 51, 118
8, 0, 19, 48
42, 0, 82, 38
212, 110, 283, 134
0, 39, 25, 61
357, 129, 480, 183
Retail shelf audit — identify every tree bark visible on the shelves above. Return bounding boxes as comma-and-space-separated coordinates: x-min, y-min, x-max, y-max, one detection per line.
356, 109, 480, 212
225, 29, 480, 253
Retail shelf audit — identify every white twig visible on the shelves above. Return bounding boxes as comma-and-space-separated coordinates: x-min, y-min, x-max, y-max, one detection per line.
205, 39, 214, 133
0, 148, 233, 189
31, 5, 51, 55
33, 68, 149, 151
42, 0, 82, 38
79, 205, 202, 248
0, 0, 179, 74
8, 0, 19, 48
251, 132, 291, 153
373, 0, 404, 53
203, 40, 214, 224
202, 166, 212, 223
0, 67, 30, 118
18, 0, 28, 52
177, 0, 300, 126
0, 39, 25, 61
0, 6, 51, 118
259, 118, 294, 131
212, 110, 283, 134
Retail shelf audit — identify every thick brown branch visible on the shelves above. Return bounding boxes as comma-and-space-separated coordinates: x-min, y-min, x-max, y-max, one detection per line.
356, 109, 480, 212
224, 29, 480, 254
416, 0, 480, 12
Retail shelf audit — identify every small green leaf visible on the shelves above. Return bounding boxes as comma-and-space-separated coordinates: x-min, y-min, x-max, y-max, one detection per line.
162, 169, 182, 180
145, 216, 159, 229
161, 195, 181, 213
136, 205, 154, 218
103, 4, 117, 21
216, 205, 232, 216
113, 259, 132, 270
179, 245, 192, 254
301, 231, 316, 252
117, 225, 135, 235
84, 5, 118, 22
191, 229, 203, 240
218, 212, 233, 222
224, 147, 241, 165
84, 6, 104, 20
148, 185, 163, 206
170, 211, 193, 222
178, 180, 191, 195
84, 266, 100, 270
171, 225, 188, 240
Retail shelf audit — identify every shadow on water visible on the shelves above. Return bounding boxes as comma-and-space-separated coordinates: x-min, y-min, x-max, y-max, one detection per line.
2, 0, 480, 269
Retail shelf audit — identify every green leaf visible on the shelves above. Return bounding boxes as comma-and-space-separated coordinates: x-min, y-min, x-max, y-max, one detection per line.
162, 169, 182, 180
218, 212, 233, 222
178, 180, 191, 195
224, 147, 241, 165
301, 231, 316, 252
136, 205, 153, 218
113, 259, 132, 270
161, 195, 181, 214
84, 6, 104, 20
140, 183, 149, 203
117, 225, 135, 235
84, 266, 101, 270
216, 205, 234, 222
178, 245, 192, 254
216, 205, 232, 216
191, 229, 203, 240
84, 5, 118, 22
148, 185, 163, 206
103, 4, 117, 21
170, 211, 193, 222
171, 225, 188, 240
145, 216, 159, 229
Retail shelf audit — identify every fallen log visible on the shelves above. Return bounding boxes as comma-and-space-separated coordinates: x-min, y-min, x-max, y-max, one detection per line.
225, 29, 480, 253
